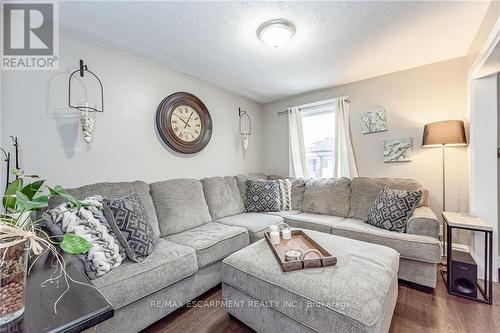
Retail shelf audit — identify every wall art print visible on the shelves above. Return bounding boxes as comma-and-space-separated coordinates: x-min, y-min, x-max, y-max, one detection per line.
384, 137, 412, 162
362, 108, 387, 134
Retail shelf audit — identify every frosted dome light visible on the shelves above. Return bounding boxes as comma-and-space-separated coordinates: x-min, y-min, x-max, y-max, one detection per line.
257, 19, 296, 48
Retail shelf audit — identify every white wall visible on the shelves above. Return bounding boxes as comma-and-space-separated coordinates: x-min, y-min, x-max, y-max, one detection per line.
262, 58, 470, 230
0, 32, 264, 189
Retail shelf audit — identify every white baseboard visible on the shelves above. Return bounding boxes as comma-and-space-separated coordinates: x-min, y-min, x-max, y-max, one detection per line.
440, 241, 470, 256
451, 243, 470, 253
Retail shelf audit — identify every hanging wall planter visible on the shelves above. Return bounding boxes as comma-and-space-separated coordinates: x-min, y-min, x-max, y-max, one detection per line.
238, 108, 251, 159
68, 60, 104, 149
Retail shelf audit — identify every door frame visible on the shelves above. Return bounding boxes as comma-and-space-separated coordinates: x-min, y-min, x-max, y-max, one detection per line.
468, 17, 500, 282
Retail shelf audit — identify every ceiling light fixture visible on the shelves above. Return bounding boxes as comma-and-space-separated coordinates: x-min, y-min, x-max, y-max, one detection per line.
257, 19, 296, 48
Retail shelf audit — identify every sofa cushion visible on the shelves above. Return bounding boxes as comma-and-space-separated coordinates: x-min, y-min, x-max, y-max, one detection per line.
284, 213, 347, 234
49, 181, 161, 237
302, 178, 351, 217
167, 222, 249, 269
406, 206, 440, 238
150, 178, 212, 236
291, 178, 306, 210
350, 177, 422, 220
201, 176, 245, 220
222, 230, 399, 333
92, 238, 197, 310
332, 219, 441, 263
264, 210, 302, 218
216, 213, 283, 242
235, 173, 267, 203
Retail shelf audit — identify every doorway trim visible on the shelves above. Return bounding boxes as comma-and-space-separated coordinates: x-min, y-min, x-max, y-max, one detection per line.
468, 16, 500, 282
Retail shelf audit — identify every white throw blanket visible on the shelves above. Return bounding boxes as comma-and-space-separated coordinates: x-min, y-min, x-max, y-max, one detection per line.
48, 196, 125, 279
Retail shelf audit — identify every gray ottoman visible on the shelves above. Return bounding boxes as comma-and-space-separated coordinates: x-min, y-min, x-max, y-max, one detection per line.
222, 230, 399, 333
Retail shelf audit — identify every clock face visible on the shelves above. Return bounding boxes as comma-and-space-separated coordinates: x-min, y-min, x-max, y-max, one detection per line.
170, 106, 203, 142
156, 92, 212, 154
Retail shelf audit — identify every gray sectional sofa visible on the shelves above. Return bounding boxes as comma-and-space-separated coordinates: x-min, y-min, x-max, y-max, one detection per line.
57, 174, 440, 333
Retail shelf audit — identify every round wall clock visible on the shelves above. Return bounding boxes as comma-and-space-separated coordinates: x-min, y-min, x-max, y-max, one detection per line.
156, 92, 213, 154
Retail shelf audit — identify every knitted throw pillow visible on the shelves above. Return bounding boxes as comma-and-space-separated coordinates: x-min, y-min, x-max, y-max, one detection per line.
278, 179, 292, 211
45, 195, 126, 279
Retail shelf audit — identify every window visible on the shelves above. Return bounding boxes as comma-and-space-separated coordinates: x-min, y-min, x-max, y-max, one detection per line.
301, 105, 335, 178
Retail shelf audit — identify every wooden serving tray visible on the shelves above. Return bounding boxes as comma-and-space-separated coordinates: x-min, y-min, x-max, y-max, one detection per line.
264, 229, 337, 272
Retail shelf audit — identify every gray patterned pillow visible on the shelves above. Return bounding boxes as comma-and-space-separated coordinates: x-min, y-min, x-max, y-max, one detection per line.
103, 194, 158, 262
365, 187, 422, 232
245, 180, 281, 212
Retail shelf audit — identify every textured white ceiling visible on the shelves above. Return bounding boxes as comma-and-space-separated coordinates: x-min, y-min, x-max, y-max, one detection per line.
59, 1, 490, 103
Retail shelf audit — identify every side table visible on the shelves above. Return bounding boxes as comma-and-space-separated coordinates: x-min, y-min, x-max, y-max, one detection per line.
441, 212, 493, 304
0, 249, 113, 333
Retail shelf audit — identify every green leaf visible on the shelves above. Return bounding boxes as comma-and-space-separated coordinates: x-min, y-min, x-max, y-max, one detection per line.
60, 234, 92, 255
3, 178, 23, 210
48, 185, 89, 209
21, 180, 45, 200
15, 191, 29, 209
15, 191, 48, 211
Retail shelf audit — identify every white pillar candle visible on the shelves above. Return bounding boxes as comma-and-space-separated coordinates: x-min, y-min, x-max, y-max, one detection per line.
282, 228, 292, 240
270, 230, 280, 245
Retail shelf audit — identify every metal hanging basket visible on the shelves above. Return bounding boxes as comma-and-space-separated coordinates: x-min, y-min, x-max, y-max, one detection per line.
68, 59, 104, 112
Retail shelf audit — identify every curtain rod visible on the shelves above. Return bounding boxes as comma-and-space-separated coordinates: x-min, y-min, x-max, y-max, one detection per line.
277, 96, 351, 116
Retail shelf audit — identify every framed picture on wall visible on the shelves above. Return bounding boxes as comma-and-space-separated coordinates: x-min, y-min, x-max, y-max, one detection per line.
383, 137, 412, 162
361, 108, 388, 134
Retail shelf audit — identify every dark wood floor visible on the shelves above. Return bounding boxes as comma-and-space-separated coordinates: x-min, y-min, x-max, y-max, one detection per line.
144, 266, 500, 333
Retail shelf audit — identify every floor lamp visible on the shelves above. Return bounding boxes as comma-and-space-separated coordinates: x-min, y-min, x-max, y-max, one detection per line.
422, 120, 468, 258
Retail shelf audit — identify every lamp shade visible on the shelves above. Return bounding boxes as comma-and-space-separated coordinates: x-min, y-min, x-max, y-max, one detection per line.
422, 120, 467, 147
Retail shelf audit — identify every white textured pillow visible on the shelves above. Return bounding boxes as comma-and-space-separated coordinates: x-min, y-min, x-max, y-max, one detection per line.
46, 196, 125, 279
278, 179, 292, 211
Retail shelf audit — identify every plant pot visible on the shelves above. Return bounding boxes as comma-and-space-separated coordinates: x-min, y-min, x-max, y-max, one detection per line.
0, 240, 28, 324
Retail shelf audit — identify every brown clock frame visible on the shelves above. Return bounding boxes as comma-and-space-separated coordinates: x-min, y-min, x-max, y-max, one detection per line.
156, 92, 213, 154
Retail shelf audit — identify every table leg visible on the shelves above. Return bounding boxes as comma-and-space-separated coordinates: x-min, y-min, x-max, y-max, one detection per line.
442, 219, 446, 260
488, 231, 493, 303
447, 224, 452, 291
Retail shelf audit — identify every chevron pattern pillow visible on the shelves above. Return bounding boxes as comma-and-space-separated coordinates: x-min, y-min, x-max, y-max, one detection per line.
365, 187, 422, 232
245, 180, 282, 212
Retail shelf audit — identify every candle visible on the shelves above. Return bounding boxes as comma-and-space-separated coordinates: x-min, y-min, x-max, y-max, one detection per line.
282, 228, 292, 240
270, 231, 280, 245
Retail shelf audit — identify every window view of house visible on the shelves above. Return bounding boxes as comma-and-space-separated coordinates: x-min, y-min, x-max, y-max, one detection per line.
301, 108, 335, 178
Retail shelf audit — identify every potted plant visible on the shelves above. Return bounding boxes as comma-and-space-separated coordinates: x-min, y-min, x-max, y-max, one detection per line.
0, 170, 93, 324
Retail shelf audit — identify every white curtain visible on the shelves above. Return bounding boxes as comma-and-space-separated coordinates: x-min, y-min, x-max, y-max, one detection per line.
288, 107, 309, 178
334, 98, 359, 178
